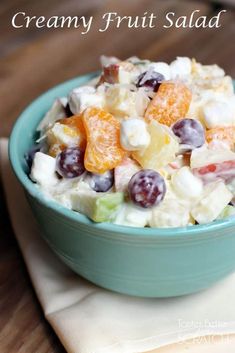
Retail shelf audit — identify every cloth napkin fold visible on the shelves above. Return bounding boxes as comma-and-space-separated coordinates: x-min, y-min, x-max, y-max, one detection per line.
1, 137, 235, 353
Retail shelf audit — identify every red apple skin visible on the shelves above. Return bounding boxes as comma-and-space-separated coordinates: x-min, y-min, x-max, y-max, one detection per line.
98, 64, 119, 85
193, 160, 235, 183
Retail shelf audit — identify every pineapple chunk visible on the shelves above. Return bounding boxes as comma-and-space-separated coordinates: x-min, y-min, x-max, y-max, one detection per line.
105, 84, 149, 118
116, 61, 139, 84
132, 121, 179, 170
46, 122, 80, 147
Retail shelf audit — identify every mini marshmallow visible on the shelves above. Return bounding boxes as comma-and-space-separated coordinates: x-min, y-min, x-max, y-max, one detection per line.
171, 166, 203, 200
170, 57, 192, 79
68, 86, 105, 114
149, 62, 171, 80
202, 100, 234, 128
30, 152, 58, 187
120, 118, 150, 151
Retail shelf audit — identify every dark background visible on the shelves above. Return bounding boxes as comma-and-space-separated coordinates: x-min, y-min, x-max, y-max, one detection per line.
0, 0, 235, 352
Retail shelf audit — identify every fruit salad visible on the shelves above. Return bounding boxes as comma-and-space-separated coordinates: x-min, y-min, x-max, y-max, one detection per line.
27, 55, 235, 228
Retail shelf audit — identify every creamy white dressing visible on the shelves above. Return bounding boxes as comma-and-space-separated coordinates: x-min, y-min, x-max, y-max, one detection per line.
31, 56, 235, 227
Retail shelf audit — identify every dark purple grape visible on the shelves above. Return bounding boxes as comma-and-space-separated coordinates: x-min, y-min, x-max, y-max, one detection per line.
64, 103, 73, 117
128, 169, 166, 208
56, 147, 85, 178
25, 144, 42, 169
136, 70, 165, 92
172, 118, 205, 148
87, 170, 114, 192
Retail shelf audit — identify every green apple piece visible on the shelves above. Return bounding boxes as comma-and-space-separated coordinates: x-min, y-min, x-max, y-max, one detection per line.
191, 181, 232, 224
71, 184, 124, 222
217, 205, 235, 220
93, 193, 124, 222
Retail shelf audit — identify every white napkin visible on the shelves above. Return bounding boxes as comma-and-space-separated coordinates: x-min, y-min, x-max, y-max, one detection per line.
1, 137, 235, 353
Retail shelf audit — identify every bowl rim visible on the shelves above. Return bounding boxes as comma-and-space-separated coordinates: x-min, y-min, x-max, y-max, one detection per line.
9, 72, 235, 238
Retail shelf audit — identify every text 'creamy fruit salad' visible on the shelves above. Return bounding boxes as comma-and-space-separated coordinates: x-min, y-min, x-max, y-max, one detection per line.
26, 55, 235, 228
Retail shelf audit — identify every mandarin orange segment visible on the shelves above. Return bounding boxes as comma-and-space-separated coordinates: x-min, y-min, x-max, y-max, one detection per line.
206, 126, 235, 149
82, 107, 125, 173
144, 82, 192, 126
60, 115, 86, 149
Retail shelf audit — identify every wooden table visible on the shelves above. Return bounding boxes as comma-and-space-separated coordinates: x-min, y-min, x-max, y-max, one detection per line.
0, 0, 235, 352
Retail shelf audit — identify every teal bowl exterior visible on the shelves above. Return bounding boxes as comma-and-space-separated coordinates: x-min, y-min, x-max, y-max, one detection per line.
9, 73, 235, 297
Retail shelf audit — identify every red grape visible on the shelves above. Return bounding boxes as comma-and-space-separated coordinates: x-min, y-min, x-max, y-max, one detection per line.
56, 147, 85, 178
87, 170, 114, 192
136, 70, 165, 92
172, 118, 205, 148
128, 169, 166, 208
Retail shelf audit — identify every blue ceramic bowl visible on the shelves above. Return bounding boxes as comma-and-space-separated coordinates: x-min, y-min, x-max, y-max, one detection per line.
9, 73, 235, 297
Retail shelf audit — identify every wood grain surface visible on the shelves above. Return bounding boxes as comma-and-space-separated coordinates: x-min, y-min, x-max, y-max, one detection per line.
0, 0, 235, 352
